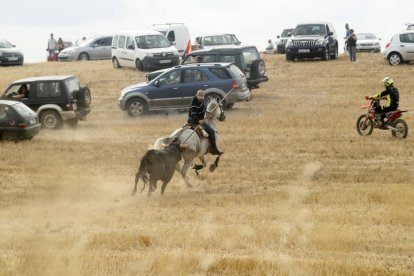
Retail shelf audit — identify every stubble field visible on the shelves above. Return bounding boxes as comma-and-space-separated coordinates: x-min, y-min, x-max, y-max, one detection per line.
0, 53, 413, 275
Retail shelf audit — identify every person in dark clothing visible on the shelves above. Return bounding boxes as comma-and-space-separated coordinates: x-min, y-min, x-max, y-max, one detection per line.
187, 90, 223, 155
13, 84, 29, 99
347, 29, 357, 62
366, 77, 399, 126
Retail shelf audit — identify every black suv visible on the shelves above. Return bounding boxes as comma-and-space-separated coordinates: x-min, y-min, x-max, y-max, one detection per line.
1, 75, 91, 129
182, 46, 268, 89
285, 22, 338, 61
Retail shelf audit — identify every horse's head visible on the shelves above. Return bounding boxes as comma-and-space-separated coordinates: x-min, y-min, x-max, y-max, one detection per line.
205, 97, 225, 122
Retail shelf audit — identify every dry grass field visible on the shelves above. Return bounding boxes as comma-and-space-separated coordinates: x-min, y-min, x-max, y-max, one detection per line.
0, 53, 413, 275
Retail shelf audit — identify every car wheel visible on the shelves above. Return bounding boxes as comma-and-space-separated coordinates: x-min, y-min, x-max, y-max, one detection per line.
205, 93, 232, 110
112, 57, 121, 68
78, 52, 89, 61
250, 59, 266, 79
331, 44, 338, 59
286, 54, 294, 61
1, 131, 18, 142
40, 110, 63, 129
321, 47, 330, 60
127, 98, 147, 117
136, 59, 144, 71
388, 52, 402, 65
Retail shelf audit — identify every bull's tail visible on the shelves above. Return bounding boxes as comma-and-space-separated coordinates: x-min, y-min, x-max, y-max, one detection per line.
131, 155, 148, 196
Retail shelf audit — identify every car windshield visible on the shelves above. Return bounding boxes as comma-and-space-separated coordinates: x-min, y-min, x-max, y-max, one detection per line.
293, 24, 326, 36
242, 48, 260, 66
135, 35, 171, 49
356, 33, 377, 40
281, 29, 293, 37
0, 40, 13, 48
13, 102, 35, 116
203, 35, 238, 46
75, 37, 95, 46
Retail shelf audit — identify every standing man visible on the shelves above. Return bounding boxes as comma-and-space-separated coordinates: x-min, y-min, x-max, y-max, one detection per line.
347, 29, 357, 62
344, 23, 350, 52
47, 33, 58, 61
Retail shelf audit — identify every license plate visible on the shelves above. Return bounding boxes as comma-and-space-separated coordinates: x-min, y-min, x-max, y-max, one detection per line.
298, 49, 310, 53
8, 57, 18, 61
30, 118, 37, 125
159, 59, 171, 64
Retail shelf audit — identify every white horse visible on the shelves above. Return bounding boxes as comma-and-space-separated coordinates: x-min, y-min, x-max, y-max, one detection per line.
154, 98, 225, 188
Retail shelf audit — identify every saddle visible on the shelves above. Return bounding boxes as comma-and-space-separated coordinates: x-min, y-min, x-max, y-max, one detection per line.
182, 124, 209, 138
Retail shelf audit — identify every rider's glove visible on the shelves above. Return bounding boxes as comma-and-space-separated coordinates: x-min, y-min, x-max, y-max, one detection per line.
364, 96, 370, 100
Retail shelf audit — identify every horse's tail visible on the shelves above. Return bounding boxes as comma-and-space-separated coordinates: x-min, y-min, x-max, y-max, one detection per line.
135, 155, 148, 193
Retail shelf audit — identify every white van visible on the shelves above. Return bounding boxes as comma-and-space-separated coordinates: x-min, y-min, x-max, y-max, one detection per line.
150, 23, 191, 57
111, 30, 179, 71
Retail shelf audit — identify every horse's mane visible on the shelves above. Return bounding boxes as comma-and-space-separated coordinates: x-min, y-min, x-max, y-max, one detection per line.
205, 98, 220, 117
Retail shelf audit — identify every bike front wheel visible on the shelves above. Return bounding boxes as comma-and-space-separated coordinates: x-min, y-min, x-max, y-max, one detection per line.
356, 114, 374, 136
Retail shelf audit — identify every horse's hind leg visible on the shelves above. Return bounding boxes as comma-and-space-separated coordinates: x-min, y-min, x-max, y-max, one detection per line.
209, 156, 221, 172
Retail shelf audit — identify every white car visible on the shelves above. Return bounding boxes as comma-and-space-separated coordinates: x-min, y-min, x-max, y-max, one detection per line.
383, 30, 414, 65
355, 33, 381, 52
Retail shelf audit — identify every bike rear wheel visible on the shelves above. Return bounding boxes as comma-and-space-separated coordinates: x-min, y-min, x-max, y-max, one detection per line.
356, 114, 374, 136
390, 119, 408, 138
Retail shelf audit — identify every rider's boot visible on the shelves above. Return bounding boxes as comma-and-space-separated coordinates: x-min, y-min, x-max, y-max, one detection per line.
209, 136, 223, 155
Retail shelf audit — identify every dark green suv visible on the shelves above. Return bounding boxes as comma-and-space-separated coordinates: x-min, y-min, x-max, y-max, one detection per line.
182, 45, 268, 89
2, 75, 91, 129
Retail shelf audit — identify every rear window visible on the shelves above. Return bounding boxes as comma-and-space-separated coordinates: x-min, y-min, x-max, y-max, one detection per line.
209, 68, 231, 79
64, 78, 81, 94
227, 64, 244, 78
13, 103, 34, 116
241, 48, 260, 66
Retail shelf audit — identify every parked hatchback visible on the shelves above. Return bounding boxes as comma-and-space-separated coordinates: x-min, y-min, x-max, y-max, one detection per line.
383, 31, 414, 65
0, 39, 24, 66
0, 100, 40, 141
118, 63, 250, 116
58, 35, 112, 61
1, 75, 91, 129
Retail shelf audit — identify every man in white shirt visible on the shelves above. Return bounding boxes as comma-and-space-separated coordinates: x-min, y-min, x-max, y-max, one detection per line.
47, 33, 58, 60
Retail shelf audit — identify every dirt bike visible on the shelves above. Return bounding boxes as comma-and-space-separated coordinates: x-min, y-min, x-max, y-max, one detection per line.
356, 97, 408, 138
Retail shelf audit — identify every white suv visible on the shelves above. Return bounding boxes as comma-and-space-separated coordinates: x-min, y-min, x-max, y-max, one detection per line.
383, 30, 414, 65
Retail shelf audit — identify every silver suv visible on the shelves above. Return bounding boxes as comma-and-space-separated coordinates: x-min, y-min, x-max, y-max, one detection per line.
285, 22, 338, 61
383, 31, 414, 65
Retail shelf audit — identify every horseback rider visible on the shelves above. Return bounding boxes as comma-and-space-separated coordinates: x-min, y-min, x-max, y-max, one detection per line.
365, 77, 399, 126
187, 90, 223, 155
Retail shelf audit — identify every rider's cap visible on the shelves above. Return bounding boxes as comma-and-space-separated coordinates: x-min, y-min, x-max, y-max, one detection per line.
196, 90, 205, 99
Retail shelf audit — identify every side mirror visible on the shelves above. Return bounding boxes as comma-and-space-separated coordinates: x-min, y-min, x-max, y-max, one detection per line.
127, 45, 134, 50
12, 44, 16, 47
153, 80, 160, 87
235, 41, 241, 45
328, 31, 334, 36
277, 36, 280, 39
287, 32, 292, 37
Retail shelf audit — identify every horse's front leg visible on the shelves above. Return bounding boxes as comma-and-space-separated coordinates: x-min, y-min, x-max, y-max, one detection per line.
209, 156, 221, 172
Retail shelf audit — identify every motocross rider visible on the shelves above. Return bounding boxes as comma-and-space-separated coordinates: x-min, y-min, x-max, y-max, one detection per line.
365, 77, 399, 126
